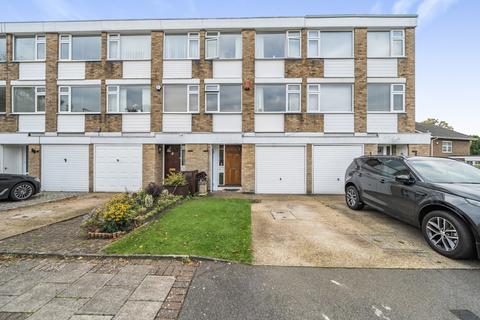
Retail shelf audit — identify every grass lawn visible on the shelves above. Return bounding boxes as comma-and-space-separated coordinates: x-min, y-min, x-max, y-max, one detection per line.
104, 197, 252, 263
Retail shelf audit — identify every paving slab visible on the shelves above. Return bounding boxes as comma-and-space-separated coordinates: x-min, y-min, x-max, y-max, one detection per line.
106, 264, 155, 287
0, 311, 30, 320
70, 316, 113, 320
113, 301, 162, 320
59, 273, 114, 298
26, 297, 88, 320
0, 271, 48, 296
1, 283, 68, 313
43, 262, 93, 284
77, 286, 133, 316
129, 275, 175, 302
0, 295, 15, 308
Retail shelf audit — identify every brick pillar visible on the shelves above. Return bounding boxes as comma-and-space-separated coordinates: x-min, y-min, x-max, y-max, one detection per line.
408, 144, 430, 156
364, 144, 378, 156
0, 34, 19, 131
306, 144, 312, 194
28, 145, 41, 178
241, 144, 255, 193
45, 33, 58, 132
398, 28, 415, 133
89, 144, 94, 192
242, 30, 255, 132
354, 28, 367, 133
184, 144, 209, 174
151, 31, 163, 132
143, 144, 163, 187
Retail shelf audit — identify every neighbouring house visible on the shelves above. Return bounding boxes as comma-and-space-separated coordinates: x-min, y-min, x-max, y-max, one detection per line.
415, 122, 472, 158
0, 15, 430, 195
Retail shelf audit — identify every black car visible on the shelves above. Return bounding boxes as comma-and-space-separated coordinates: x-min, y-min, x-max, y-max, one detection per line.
0, 174, 41, 201
345, 156, 480, 259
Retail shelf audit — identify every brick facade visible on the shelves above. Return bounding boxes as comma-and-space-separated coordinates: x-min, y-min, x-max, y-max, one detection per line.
431, 139, 471, 157
142, 144, 163, 187
408, 144, 430, 157
397, 28, 415, 133
0, 35, 19, 131
45, 33, 58, 132
184, 144, 210, 176
241, 144, 255, 193
306, 144, 312, 194
354, 28, 367, 133
27, 144, 41, 178
241, 30, 255, 133
150, 31, 163, 132
364, 144, 378, 156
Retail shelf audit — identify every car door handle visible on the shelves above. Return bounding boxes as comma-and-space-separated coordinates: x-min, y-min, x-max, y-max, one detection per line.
380, 179, 385, 184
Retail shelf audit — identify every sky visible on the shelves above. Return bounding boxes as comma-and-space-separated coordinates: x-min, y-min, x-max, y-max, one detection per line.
1, 0, 479, 134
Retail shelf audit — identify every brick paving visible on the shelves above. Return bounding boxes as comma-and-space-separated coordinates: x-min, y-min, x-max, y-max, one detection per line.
0, 192, 84, 212
0, 256, 198, 320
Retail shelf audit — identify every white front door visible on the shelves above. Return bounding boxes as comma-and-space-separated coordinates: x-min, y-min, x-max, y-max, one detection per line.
94, 144, 143, 192
2, 145, 25, 174
255, 146, 306, 194
313, 145, 363, 194
41, 145, 89, 191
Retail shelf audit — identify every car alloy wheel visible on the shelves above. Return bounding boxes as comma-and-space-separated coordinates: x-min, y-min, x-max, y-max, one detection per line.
425, 216, 459, 252
13, 183, 33, 200
346, 188, 358, 207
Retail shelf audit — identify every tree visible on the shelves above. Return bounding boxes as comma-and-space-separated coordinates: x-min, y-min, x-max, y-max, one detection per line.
421, 118, 454, 130
471, 135, 480, 155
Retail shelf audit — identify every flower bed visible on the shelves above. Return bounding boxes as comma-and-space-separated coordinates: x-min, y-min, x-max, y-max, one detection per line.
81, 183, 182, 238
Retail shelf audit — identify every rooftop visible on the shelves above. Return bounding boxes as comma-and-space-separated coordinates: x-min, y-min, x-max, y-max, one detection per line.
415, 122, 473, 141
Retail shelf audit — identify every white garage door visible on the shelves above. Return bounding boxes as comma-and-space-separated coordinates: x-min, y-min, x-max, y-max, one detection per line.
256, 146, 306, 194
41, 145, 89, 192
94, 144, 142, 192
313, 145, 363, 194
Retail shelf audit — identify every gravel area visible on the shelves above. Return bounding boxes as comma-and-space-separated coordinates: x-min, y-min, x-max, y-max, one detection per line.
0, 192, 85, 212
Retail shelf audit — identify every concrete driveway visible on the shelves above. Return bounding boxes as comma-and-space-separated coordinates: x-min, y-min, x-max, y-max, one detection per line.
252, 195, 480, 269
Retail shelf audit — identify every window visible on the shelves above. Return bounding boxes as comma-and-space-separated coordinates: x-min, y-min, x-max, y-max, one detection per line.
377, 145, 392, 155
442, 141, 453, 153
12, 87, 45, 113
59, 35, 101, 61
367, 84, 405, 112
0, 36, 6, 61
107, 34, 151, 60
163, 84, 199, 113
164, 33, 199, 59
205, 32, 242, 59
255, 84, 300, 112
256, 32, 288, 59
307, 31, 353, 58
0, 86, 5, 112
58, 86, 100, 113
180, 145, 186, 169
287, 31, 301, 58
107, 85, 151, 113
14, 35, 45, 61
379, 158, 411, 178
307, 84, 353, 113
205, 84, 242, 112
367, 30, 405, 57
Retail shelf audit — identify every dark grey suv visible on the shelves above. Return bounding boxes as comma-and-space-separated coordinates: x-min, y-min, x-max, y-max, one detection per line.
345, 156, 480, 259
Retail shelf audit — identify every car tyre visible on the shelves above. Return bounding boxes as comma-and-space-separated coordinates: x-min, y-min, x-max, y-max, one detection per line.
345, 185, 364, 210
9, 182, 35, 201
422, 210, 475, 259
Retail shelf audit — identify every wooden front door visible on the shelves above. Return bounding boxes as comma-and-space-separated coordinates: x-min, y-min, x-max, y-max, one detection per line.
225, 145, 242, 185
164, 145, 180, 178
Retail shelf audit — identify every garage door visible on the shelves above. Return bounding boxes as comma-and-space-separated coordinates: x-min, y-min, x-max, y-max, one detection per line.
41, 145, 89, 192
94, 144, 142, 192
256, 146, 305, 194
313, 145, 363, 194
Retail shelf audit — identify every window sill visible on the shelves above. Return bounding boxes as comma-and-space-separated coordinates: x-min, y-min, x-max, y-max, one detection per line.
163, 58, 198, 61
205, 58, 242, 61
255, 57, 287, 60
162, 112, 199, 114
59, 60, 101, 63
307, 111, 354, 114
107, 112, 151, 115
255, 112, 302, 114
12, 60, 46, 63
11, 112, 45, 115
307, 56, 354, 59
58, 112, 101, 115
367, 111, 406, 114
367, 56, 406, 59
204, 112, 242, 114
106, 59, 151, 62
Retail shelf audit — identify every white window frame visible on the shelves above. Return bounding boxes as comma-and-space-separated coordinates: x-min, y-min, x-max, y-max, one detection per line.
378, 145, 393, 155
286, 30, 301, 58
442, 141, 453, 154
13, 35, 46, 61
204, 84, 242, 113
0, 35, 7, 62
367, 30, 405, 58
286, 84, 301, 112
188, 32, 200, 59
307, 30, 354, 58
307, 83, 354, 113
255, 84, 301, 113
162, 84, 200, 113
367, 83, 405, 113
107, 34, 120, 60
58, 86, 101, 114
106, 85, 151, 114
205, 32, 220, 59
59, 34, 72, 60
12, 86, 45, 114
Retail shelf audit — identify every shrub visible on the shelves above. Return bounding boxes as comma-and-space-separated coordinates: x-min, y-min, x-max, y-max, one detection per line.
164, 171, 187, 186
101, 194, 135, 232
145, 182, 163, 198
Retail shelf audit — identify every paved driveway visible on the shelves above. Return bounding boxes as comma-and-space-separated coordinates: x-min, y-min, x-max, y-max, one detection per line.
252, 195, 480, 269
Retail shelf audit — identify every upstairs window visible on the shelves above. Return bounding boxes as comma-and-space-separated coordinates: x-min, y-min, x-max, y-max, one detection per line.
58, 86, 101, 113
164, 33, 199, 59
307, 84, 353, 113
59, 35, 101, 61
205, 84, 242, 112
367, 30, 405, 57
14, 35, 45, 61
0, 36, 6, 61
256, 31, 300, 59
107, 34, 151, 60
307, 31, 353, 58
163, 84, 199, 113
286, 31, 301, 58
107, 85, 151, 113
12, 86, 45, 113
367, 84, 405, 112
0, 86, 5, 112
442, 141, 453, 153
255, 84, 300, 112
205, 32, 242, 59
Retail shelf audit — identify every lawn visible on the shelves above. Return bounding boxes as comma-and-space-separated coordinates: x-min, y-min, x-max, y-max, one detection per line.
104, 197, 252, 263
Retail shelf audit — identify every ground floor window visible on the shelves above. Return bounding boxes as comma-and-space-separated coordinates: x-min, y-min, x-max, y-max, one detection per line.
377, 145, 392, 155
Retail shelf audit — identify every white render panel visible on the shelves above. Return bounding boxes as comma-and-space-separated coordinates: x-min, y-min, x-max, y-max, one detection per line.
367, 113, 398, 133
122, 114, 151, 132
19, 63, 45, 80
57, 114, 85, 133
212, 114, 242, 132
94, 144, 142, 192
163, 60, 192, 79
162, 114, 192, 132
367, 59, 398, 77
57, 62, 86, 80
313, 145, 363, 194
256, 146, 306, 194
18, 114, 45, 133
122, 61, 151, 79
255, 60, 284, 78
41, 145, 89, 192
324, 59, 354, 78
212, 60, 242, 78
254, 114, 284, 133
324, 114, 354, 133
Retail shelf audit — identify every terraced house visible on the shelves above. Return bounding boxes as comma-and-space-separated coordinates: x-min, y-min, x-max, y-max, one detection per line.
0, 15, 430, 194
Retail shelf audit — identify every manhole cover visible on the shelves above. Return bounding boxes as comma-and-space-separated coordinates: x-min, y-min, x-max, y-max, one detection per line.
271, 210, 296, 220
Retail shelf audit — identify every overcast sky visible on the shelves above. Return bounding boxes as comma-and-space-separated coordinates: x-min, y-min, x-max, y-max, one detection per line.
1, 0, 478, 135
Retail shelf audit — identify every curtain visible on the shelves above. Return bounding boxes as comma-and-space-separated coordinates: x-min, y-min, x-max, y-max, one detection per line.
72, 36, 101, 60
320, 84, 352, 112
165, 35, 188, 59
121, 35, 151, 60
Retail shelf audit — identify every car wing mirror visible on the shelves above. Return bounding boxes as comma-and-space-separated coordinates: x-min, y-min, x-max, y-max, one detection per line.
395, 174, 415, 185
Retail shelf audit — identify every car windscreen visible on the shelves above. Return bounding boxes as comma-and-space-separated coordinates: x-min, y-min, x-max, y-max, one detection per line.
409, 159, 480, 183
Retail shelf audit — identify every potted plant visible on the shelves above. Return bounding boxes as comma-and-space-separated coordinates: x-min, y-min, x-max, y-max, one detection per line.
197, 171, 208, 196
163, 170, 189, 196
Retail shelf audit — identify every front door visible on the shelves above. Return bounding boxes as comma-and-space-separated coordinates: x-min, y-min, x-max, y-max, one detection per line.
225, 145, 241, 185
164, 145, 181, 178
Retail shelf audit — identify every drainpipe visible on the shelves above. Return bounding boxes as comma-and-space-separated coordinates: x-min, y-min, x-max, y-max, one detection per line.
430, 136, 438, 157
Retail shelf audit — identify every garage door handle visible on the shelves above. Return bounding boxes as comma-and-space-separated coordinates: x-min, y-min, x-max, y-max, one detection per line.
380, 179, 385, 183
116, 159, 120, 162
64, 158, 67, 163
